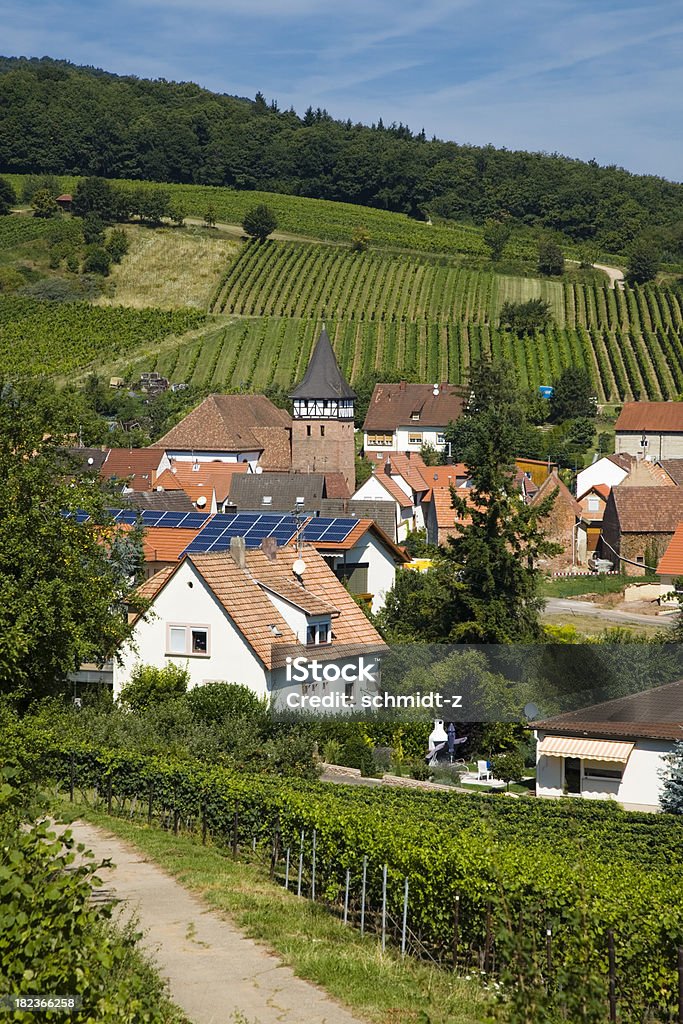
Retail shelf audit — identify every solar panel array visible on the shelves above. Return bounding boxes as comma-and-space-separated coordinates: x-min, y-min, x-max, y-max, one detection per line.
182, 513, 359, 556
75, 509, 213, 529
73, 508, 360, 556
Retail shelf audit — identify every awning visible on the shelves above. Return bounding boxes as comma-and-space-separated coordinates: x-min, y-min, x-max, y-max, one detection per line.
537, 735, 634, 763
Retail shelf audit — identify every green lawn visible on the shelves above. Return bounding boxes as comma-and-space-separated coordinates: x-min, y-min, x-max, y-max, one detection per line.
540, 574, 628, 598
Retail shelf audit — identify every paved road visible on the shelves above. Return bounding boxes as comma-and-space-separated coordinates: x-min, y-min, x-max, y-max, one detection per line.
593, 262, 625, 290
543, 597, 673, 627
67, 820, 364, 1024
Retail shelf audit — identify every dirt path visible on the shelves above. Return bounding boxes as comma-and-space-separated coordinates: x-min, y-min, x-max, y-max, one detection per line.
67, 820, 364, 1024
593, 262, 625, 290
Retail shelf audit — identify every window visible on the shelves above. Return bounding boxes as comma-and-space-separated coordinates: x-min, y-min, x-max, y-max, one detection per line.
336, 563, 369, 595
320, 425, 325, 437
344, 681, 354, 701
583, 766, 622, 781
436, 433, 446, 445
411, 412, 421, 421
306, 425, 312, 437
408, 433, 423, 445
587, 497, 600, 512
636, 555, 645, 565
306, 621, 331, 645
166, 624, 210, 657
367, 432, 393, 446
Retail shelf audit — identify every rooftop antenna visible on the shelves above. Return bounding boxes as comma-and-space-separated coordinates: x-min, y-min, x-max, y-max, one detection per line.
291, 501, 307, 576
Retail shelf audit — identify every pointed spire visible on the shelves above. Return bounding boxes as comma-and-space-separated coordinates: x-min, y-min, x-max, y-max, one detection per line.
289, 327, 356, 400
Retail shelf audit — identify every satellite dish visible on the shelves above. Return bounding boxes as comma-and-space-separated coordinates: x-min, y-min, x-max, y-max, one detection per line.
254, 466, 263, 474
196, 495, 207, 508
524, 702, 539, 721
432, 383, 439, 396
292, 557, 307, 577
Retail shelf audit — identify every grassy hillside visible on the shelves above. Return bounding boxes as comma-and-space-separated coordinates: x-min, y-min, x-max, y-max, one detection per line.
5, 174, 560, 262
96, 224, 237, 310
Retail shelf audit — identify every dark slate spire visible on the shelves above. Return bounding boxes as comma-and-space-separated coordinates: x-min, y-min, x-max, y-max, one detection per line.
289, 327, 356, 400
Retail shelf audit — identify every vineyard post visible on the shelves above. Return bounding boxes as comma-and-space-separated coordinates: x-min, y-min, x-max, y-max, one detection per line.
360, 856, 368, 936
546, 927, 553, 990
270, 823, 280, 879
297, 830, 304, 897
678, 945, 683, 1024
284, 847, 291, 890
252, 835, 256, 853
69, 754, 75, 803
232, 806, 239, 859
608, 930, 617, 1023
311, 829, 317, 901
173, 807, 179, 835
147, 781, 153, 825
401, 877, 409, 956
453, 893, 460, 969
343, 869, 350, 924
381, 863, 387, 952
484, 901, 492, 974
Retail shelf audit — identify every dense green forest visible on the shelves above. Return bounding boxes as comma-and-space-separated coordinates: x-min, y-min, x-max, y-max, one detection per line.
1, 56, 682, 256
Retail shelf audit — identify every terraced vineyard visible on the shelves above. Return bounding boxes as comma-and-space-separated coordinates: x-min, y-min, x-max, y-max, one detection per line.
0, 213, 52, 251
0, 296, 207, 377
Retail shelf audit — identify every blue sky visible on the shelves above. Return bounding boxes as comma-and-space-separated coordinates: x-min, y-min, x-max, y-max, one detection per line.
2, 0, 682, 181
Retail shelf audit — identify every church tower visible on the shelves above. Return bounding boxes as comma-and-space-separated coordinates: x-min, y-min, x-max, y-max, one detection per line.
289, 326, 356, 492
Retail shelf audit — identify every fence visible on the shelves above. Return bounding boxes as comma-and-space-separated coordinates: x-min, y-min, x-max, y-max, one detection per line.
52, 749, 683, 1023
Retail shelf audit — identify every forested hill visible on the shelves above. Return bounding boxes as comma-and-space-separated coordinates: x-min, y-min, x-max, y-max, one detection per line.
1, 55, 682, 254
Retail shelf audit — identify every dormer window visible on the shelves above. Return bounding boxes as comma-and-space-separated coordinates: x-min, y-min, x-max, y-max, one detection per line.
411, 412, 421, 421
306, 620, 331, 645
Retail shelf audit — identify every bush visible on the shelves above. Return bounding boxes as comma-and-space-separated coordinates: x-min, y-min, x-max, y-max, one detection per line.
341, 733, 375, 776
409, 758, 431, 781
118, 663, 189, 712
322, 737, 342, 763
0, 266, 25, 293
82, 212, 105, 244
106, 228, 130, 263
500, 298, 552, 334
185, 681, 268, 725
83, 245, 112, 276
537, 237, 564, 276
492, 749, 525, 790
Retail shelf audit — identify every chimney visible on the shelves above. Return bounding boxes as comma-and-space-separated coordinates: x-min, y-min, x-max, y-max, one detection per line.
399, 380, 406, 392
261, 537, 278, 561
230, 535, 246, 569
384, 458, 392, 475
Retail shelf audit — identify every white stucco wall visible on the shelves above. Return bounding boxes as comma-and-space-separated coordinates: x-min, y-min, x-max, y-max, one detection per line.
616, 432, 683, 461
363, 427, 449, 454
576, 458, 628, 497
346, 532, 398, 614
536, 734, 673, 811
113, 560, 269, 697
165, 450, 260, 467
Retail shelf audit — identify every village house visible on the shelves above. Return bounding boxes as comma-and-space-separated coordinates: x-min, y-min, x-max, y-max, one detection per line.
600, 487, 683, 574
352, 452, 431, 542
362, 381, 463, 456
656, 523, 683, 603
114, 539, 385, 708
577, 483, 610, 556
575, 453, 633, 498
100, 448, 171, 492
535, 680, 683, 811
615, 402, 683, 461
154, 460, 249, 513
530, 470, 586, 571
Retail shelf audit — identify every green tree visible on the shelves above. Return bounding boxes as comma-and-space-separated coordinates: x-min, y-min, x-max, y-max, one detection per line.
203, 204, 217, 228
549, 366, 597, 423
169, 200, 187, 226
537, 237, 564, 276
443, 359, 562, 642
105, 228, 129, 263
0, 379, 140, 702
492, 749, 525, 790
31, 188, 59, 218
82, 213, 105, 244
660, 740, 683, 812
483, 218, 512, 261
350, 226, 370, 252
72, 177, 118, 222
83, 245, 112, 276
499, 298, 552, 334
242, 203, 278, 242
626, 237, 661, 284
0, 176, 15, 216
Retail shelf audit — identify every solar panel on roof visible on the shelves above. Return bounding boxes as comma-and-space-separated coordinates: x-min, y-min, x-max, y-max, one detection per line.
303, 517, 357, 543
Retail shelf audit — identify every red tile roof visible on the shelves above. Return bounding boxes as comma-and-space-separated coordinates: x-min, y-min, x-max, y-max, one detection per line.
656, 523, 683, 575
101, 449, 167, 491
530, 471, 582, 515
136, 544, 385, 669
372, 471, 413, 509
155, 462, 248, 503
610, 486, 683, 533
371, 452, 430, 493
143, 527, 205, 563
150, 394, 291, 468
615, 402, 683, 433
363, 383, 464, 431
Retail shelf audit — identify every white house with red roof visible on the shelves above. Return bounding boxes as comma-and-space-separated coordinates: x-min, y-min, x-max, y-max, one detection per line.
362, 381, 463, 455
352, 452, 430, 541
115, 540, 385, 709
